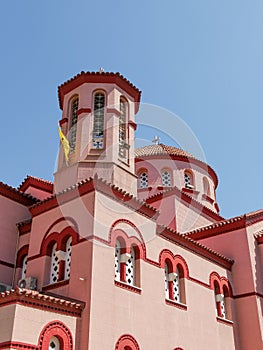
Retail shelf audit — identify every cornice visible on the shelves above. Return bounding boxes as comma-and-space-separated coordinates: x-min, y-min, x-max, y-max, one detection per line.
157, 225, 233, 270
0, 181, 38, 206
146, 185, 223, 222
58, 71, 141, 113
0, 288, 85, 317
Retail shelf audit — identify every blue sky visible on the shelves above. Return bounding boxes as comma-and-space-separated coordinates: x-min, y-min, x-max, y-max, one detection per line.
1, 0, 263, 219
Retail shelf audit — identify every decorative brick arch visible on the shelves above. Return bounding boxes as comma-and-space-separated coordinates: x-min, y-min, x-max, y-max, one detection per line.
115, 334, 140, 350
40, 226, 79, 255
16, 245, 29, 268
38, 321, 73, 350
159, 250, 189, 278
110, 219, 146, 259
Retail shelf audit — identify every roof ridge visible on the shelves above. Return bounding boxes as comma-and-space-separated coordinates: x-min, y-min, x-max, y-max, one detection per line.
183, 215, 245, 237
30, 177, 158, 218
146, 185, 224, 221
0, 181, 39, 203
157, 224, 233, 268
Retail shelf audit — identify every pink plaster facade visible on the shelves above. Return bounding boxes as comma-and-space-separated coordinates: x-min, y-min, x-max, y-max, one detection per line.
0, 71, 260, 349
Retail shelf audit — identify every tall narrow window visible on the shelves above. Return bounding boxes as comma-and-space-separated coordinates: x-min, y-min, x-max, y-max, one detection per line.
203, 177, 210, 196
21, 255, 27, 280
119, 98, 128, 158
64, 237, 72, 280
162, 170, 172, 187
173, 267, 181, 302
214, 281, 223, 317
126, 246, 135, 286
139, 171, 148, 189
164, 262, 170, 299
50, 243, 59, 284
222, 284, 232, 320
184, 171, 194, 189
93, 92, 105, 149
115, 240, 121, 281
69, 97, 79, 152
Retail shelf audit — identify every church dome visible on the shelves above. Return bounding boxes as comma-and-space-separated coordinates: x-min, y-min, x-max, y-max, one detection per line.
135, 144, 195, 160
135, 143, 219, 213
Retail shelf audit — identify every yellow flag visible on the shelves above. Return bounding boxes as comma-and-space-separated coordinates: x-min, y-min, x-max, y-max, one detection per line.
58, 127, 70, 162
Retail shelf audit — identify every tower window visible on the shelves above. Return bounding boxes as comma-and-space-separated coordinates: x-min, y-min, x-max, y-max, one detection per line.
69, 97, 79, 152
93, 92, 105, 149
119, 98, 128, 158
139, 171, 148, 188
162, 170, 172, 187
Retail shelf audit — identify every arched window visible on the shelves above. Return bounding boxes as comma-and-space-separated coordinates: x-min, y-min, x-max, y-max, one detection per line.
49, 336, 60, 349
184, 170, 194, 189
139, 171, 148, 189
21, 255, 27, 280
214, 280, 223, 317
126, 246, 135, 286
119, 98, 128, 158
93, 92, 105, 149
69, 96, 79, 152
164, 261, 171, 299
222, 284, 232, 320
203, 177, 210, 196
50, 243, 59, 284
164, 260, 186, 304
115, 240, 121, 282
162, 170, 172, 187
64, 237, 72, 280
38, 321, 73, 350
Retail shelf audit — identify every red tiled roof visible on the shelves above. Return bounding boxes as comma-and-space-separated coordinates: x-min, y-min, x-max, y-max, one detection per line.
184, 209, 263, 240
157, 225, 233, 270
135, 144, 194, 158
0, 287, 85, 317
58, 71, 141, 112
18, 175, 53, 193
146, 185, 224, 223
0, 181, 39, 206
30, 176, 159, 220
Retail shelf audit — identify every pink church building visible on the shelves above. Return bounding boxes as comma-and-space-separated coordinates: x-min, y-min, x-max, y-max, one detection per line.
0, 71, 262, 350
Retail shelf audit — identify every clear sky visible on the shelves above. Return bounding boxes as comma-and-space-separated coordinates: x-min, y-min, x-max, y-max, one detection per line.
1, 0, 263, 219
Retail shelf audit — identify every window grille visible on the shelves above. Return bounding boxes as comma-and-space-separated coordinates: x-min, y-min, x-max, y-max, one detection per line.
49, 336, 60, 350
164, 263, 169, 299
93, 93, 105, 149
139, 172, 148, 188
162, 170, 171, 187
69, 97, 79, 152
119, 99, 127, 158
115, 240, 121, 281
173, 268, 180, 302
126, 247, 135, 285
64, 237, 72, 280
220, 296, 226, 318
21, 255, 27, 280
50, 243, 59, 284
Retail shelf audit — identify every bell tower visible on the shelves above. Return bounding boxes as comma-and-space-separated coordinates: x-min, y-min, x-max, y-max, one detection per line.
54, 71, 141, 195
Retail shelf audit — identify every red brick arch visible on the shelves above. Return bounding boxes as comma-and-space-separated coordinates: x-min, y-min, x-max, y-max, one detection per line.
38, 320, 73, 350
115, 334, 140, 350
